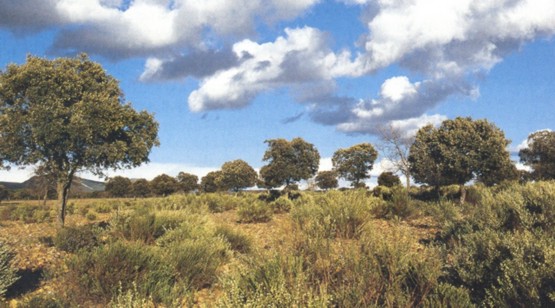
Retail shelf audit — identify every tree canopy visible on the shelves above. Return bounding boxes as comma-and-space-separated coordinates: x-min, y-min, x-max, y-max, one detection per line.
260, 138, 320, 188
105, 176, 132, 197
220, 159, 257, 192
519, 130, 555, 180
408, 117, 516, 202
176, 172, 199, 193
150, 174, 178, 196
332, 143, 378, 187
315, 170, 338, 190
0, 54, 159, 224
201, 171, 223, 193
377, 172, 401, 188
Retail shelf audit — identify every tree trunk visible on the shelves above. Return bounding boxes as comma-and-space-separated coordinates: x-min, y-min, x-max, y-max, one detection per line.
459, 184, 466, 205
405, 174, 411, 191
57, 178, 73, 227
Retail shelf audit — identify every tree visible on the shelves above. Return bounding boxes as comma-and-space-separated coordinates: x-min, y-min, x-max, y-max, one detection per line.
105, 176, 132, 197
0, 185, 8, 204
150, 174, 178, 196
332, 143, 378, 187
377, 171, 401, 187
201, 171, 223, 193
315, 170, 338, 190
519, 130, 555, 180
176, 172, 199, 193
131, 179, 151, 198
0, 55, 159, 225
260, 138, 320, 188
376, 124, 414, 189
409, 117, 515, 203
220, 160, 257, 192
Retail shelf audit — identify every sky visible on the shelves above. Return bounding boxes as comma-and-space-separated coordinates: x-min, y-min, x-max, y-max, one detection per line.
0, 0, 554, 186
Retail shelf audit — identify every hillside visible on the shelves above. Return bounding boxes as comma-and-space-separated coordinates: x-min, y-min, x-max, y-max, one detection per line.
0, 176, 105, 192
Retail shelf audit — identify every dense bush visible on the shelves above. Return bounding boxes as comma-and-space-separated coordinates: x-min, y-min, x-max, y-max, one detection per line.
0, 242, 18, 299
237, 201, 273, 223
270, 196, 294, 213
53, 225, 100, 253
291, 190, 379, 239
372, 188, 419, 220
215, 225, 252, 254
66, 241, 177, 305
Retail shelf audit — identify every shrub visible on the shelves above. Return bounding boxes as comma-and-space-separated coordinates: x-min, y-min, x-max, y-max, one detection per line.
53, 225, 99, 253
109, 282, 155, 308
166, 237, 228, 290
237, 201, 273, 223
86, 212, 97, 221
66, 241, 176, 305
270, 196, 293, 213
215, 225, 252, 254
17, 293, 64, 308
372, 188, 417, 220
219, 255, 330, 307
0, 242, 19, 299
291, 190, 378, 239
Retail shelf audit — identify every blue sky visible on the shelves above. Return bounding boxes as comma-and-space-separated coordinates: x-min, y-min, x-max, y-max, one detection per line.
1, 0, 554, 185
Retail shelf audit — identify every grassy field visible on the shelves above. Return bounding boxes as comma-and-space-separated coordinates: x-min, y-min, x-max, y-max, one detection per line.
1, 182, 555, 307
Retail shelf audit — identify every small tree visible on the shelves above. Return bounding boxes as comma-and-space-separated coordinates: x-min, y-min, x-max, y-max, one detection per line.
332, 143, 378, 187
105, 176, 132, 198
201, 171, 224, 193
260, 138, 320, 188
176, 172, 199, 193
0, 55, 159, 225
150, 174, 178, 196
377, 171, 401, 187
131, 178, 151, 198
220, 160, 257, 192
315, 170, 338, 190
376, 124, 414, 189
519, 130, 555, 180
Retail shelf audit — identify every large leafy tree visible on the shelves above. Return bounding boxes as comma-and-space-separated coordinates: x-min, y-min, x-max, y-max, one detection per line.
201, 171, 223, 193
377, 171, 401, 188
131, 178, 151, 198
0, 55, 159, 225
105, 176, 132, 197
332, 143, 378, 187
176, 172, 199, 193
150, 174, 178, 196
409, 117, 515, 203
220, 159, 257, 192
260, 138, 320, 188
0, 185, 8, 204
519, 130, 555, 180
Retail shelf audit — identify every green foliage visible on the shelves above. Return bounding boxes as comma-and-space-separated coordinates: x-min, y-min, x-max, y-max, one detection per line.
237, 201, 273, 223
332, 143, 378, 187
219, 255, 330, 307
315, 170, 338, 190
0, 54, 159, 225
0, 242, 18, 299
53, 225, 100, 253
66, 241, 176, 304
519, 130, 555, 180
270, 196, 294, 213
17, 293, 64, 308
372, 188, 418, 220
220, 159, 257, 192
215, 225, 252, 254
0, 204, 52, 223
201, 171, 224, 193
109, 282, 155, 308
377, 171, 401, 187
409, 117, 515, 190
131, 178, 151, 197
149, 174, 178, 196
0, 185, 8, 204
176, 172, 199, 193
260, 137, 320, 188
291, 190, 379, 239
105, 176, 132, 198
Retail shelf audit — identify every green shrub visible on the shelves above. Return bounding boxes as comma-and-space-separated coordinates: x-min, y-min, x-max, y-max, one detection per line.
3, 205, 51, 223
112, 209, 187, 244
237, 201, 273, 223
94, 202, 113, 213
53, 225, 99, 253
291, 190, 378, 239
109, 282, 155, 308
17, 293, 64, 308
219, 254, 330, 307
270, 196, 294, 213
66, 241, 176, 304
166, 237, 228, 290
372, 188, 417, 220
215, 225, 252, 254
86, 212, 97, 221
0, 242, 19, 299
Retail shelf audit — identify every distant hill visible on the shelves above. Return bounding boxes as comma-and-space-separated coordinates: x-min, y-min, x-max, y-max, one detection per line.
0, 176, 105, 192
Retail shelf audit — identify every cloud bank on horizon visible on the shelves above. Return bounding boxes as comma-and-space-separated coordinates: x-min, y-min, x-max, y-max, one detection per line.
2, 0, 554, 136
